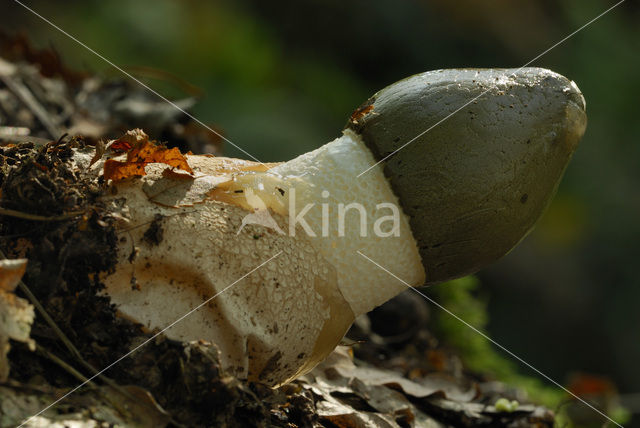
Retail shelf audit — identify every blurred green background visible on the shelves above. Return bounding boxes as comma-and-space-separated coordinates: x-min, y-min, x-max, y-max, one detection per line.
2, 0, 638, 424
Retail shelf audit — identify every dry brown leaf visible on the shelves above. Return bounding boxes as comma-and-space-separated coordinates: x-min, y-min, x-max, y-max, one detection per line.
89, 139, 105, 167
567, 373, 617, 398
102, 385, 171, 427
0, 259, 35, 382
104, 129, 193, 182
115, 128, 148, 146
313, 347, 476, 402
161, 168, 195, 181
110, 140, 133, 153
303, 348, 446, 427
319, 410, 400, 428
0, 383, 171, 427
0, 258, 27, 292
302, 347, 552, 427
104, 158, 147, 181
141, 163, 231, 208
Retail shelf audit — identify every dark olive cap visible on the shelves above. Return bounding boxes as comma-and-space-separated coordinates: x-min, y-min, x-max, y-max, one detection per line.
346, 68, 586, 284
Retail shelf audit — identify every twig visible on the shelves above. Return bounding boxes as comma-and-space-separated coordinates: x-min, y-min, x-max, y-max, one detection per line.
1, 249, 182, 425
35, 345, 133, 418
0, 59, 61, 139
0, 207, 85, 222
0, 378, 59, 394
35, 345, 95, 386
124, 65, 203, 97
0, 248, 87, 368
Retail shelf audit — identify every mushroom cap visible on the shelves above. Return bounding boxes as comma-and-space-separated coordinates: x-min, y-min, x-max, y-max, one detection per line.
346, 68, 587, 284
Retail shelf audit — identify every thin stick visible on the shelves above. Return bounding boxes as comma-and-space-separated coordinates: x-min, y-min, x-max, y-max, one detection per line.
0, 71, 61, 140
35, 345, 95, 386
0, 249, 95, 376
4, 250, 180, 424
35, 345, 132, 417
0, 207, 85, 222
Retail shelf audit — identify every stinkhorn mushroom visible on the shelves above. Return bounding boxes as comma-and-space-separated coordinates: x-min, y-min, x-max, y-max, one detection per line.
79, 67, 586, 386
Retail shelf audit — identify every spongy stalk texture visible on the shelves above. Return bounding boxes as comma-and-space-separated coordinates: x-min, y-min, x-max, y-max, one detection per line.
269, 131, 425, 315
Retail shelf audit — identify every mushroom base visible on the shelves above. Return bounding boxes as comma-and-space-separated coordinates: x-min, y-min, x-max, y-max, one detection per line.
97, 157, 355, 386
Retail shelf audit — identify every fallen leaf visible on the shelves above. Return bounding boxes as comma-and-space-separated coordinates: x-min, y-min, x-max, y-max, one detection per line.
104, 158, 147, 181
141, 164, 230, 208
161, 168, 195, 180
103, 129, 193, 182
299, 347, 554, 427
303, 348, 448, 427
89, 139, 105, 167
0, 383, 171, 428
110, 140, 132, 153
568, 373, 617, 397
100, 385, 171, 428
314, 347, 477, 402
0, 258, 27, 292
0, 259, 35, 382
115, 128, 148, 146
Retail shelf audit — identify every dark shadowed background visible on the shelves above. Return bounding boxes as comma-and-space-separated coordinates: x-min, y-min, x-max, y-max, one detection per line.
1, 0, 638, 424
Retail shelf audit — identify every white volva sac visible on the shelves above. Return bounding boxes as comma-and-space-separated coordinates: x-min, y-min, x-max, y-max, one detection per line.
82, 130, 424, 387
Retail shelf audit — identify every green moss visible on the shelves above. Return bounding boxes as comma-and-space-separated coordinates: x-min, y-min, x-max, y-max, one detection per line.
428, 276, 564, 409
423, 276, 630, 428
427, 276, 631, 426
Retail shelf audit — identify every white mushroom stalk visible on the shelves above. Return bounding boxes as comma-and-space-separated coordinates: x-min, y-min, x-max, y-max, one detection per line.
83, 67, 586, 386
229, 129, 425, 315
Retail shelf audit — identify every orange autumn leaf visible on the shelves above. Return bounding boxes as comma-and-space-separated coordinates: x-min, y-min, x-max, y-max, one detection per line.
132, 143, 192, 173
103, 159, 148, 182
104, 131, 193, 182
110, 140, 132, 153
568, 373, 617, 397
